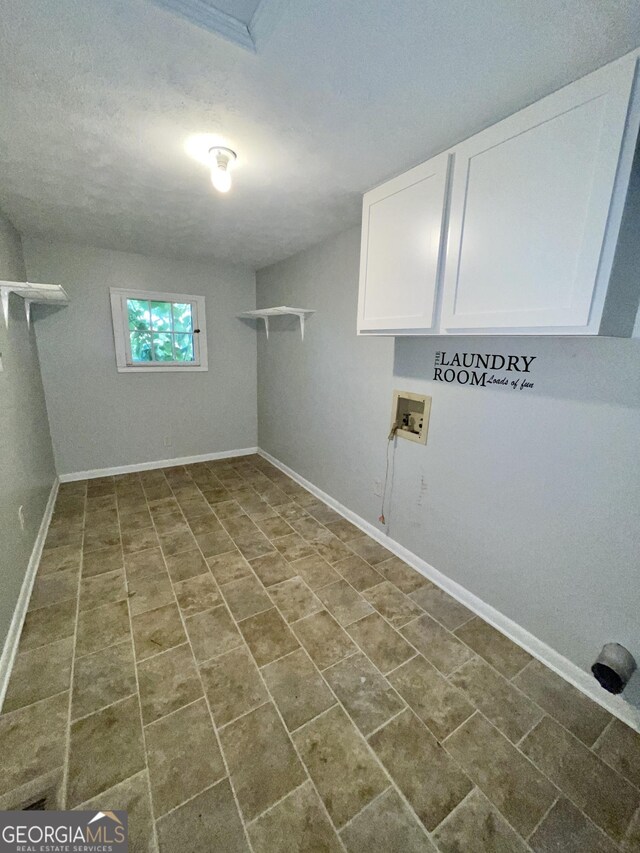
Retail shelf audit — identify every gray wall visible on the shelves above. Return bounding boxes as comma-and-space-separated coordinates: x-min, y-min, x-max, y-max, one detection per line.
257, 226, 640, 699
23, 240, 258, 476
0, 215, 56, 651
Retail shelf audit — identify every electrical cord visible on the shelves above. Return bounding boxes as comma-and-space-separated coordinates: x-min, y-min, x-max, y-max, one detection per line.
379, 422, 398, 526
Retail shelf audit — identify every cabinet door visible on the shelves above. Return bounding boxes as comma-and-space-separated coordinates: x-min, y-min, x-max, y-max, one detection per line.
441, 56, 637, 334
358, 152, 450, 333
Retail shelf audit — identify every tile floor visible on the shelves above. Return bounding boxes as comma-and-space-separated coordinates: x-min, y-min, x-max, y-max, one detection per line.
1, 454, 639, 852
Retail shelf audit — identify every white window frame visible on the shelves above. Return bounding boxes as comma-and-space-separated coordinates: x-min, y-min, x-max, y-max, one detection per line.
109, 287, 208, 373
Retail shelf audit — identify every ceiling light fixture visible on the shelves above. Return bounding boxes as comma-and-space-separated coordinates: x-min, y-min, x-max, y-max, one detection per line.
209, 146, 237, 193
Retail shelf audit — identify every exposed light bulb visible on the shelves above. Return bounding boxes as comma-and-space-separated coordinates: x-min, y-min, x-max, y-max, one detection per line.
209, 147, 237, 194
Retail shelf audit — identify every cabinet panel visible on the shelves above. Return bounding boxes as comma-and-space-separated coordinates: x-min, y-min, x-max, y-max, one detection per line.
442, 56, 637, 333
358, 153, 450, 333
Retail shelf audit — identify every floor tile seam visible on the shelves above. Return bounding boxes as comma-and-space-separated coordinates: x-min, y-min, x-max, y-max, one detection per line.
118, 497, 161, 853
60, 495, 87, 810
158, 477, 259, 853
70, 691, 139, 726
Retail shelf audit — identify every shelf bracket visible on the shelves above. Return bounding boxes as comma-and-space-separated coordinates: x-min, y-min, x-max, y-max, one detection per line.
24, 299, 32, 328
1, 289, 9, 326
298, 313, 305, 340
262, 316, 269, 339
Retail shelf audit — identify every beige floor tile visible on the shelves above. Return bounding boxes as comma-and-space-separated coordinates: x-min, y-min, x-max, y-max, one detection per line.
72, 639, 137, 720
293, 704, 388, 828
273, 532, 316, 562
156, 779, 249, 853
145, 698, 225, 816
277, 503, 310, 522
513, 659, 612, 746
137, 644, 203, 724
256, 515, 295, 540
0, 768, 64, 811
348, 537, 393, 566
348, 613, 414, 674
324, 652, 404, 736
173, 572, 220, 616
221, 514, 260, 538
448, 656, 543, 743
521, 716, 639, 842
240, 607, 300, 666
594, 719, 640, 789
291, 515, 327, 541
212, 499, 244, 519
455, 618, 532, 678
250, 551, 296, 586
433, 788, 529, 853
0, 693, 68, 795
163, 548, 208, 583
334, 555, 384, 591
220, 702, 306, 822
402, 614, 474, 675
67, 695, 145, 807
3, 637, 73, 712
222, 574, 272, 621
369, 709, 472, 831
132, 603, 186, 661
188, 514, 225, 537
207, 550, 252, 585
28, 567, 79, 611
364, 581, 424, 628
325, 518, 362, 543
248, 780, 342, 853
622, 806, 640, 852
83, 526, 121, 554
376, 557, 430, 593
186, 605, 243, 663
312, 532, 353, 565
158, 529, 198, 557
77, 771, 156, 853
83, 545, 124, 578
293, 610, 356, 670
291, 554, 341, 590
79, 568, 126, 611
267, 577, 323, 622
118, 509, 153, 533
444, 713, 557, 837
124, 547, 166, 582
128, 572, 174, 616
529, 797, 619, 853
153, 510, 189, 536
388, 654, 473, 740
121, 527, 160, 555
38, 544, 82, 575
76, 599, 130, 657
317, 580, 374, 626
19, 599, 76, 652
409, 585, 473, 630
262, 648, 336, 731
200, 646, 269, 727
305, 502, 342, 525
178, 498, 213, 520
235, 532, 275, 560
341, 788, 436, 853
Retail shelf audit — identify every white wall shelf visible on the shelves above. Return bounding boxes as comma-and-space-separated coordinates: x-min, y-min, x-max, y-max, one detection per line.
0, 281, 70, 327
239, 306, 315, 340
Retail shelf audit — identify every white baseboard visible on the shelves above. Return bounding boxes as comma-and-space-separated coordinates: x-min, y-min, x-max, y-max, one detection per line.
0, 477, 59, 712
258, 448, 640, 732
58, 447, 260, 483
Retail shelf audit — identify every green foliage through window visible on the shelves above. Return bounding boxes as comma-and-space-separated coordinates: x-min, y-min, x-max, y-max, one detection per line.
127, 298, 196, 364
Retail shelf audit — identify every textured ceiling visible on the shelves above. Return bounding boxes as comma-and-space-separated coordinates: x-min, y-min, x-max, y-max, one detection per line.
1, 0, 640, 269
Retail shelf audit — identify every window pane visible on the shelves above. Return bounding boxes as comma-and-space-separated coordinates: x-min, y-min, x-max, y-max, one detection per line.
150, 301, 172, 332
174, 333, 194, 362
152, 333, 174, 361
128, 300, 151, 331
130, 332, 152, 361
172, 302, 193, 333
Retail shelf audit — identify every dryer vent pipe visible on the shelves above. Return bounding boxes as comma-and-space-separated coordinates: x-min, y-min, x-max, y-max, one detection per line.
592, 644, 637, 694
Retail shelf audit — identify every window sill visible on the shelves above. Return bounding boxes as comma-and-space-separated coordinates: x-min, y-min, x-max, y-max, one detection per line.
116, 364, 209, 373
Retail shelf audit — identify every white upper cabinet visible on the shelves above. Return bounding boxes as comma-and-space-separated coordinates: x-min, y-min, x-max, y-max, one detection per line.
441, 55, 638, 334
358, 50, 640, 336
358, 152, 450, 334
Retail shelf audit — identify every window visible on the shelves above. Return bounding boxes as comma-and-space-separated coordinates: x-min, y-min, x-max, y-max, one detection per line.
109, 288, 208, 372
